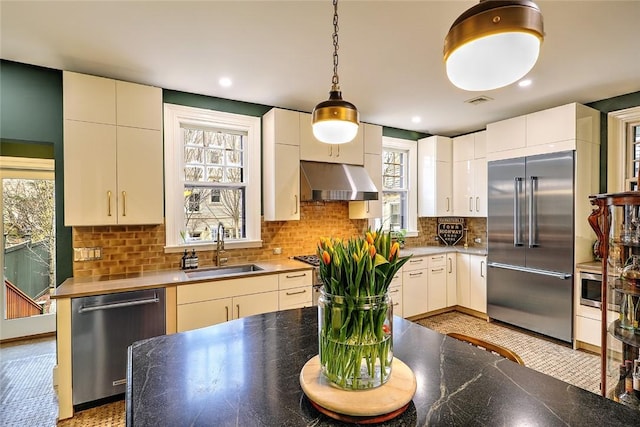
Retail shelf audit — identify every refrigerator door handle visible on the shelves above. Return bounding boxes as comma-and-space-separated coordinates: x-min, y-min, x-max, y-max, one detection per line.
529, 176, 538, 248
487, 262, 572, 279
514, 177, 524, 246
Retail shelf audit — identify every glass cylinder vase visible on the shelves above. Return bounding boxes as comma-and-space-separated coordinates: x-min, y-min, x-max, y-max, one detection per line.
318, 288, 393, 390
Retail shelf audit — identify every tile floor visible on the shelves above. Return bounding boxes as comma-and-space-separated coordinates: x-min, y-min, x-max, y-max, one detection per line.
0, 311, 601, 426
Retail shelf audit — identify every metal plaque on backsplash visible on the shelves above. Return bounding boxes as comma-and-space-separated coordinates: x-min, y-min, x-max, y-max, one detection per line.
437, 217, 465, 246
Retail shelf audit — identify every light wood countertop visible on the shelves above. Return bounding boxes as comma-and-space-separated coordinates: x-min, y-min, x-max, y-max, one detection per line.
53, 259, 313, 299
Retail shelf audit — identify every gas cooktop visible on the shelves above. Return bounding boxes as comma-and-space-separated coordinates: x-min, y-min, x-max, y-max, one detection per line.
293, 255, 320, 267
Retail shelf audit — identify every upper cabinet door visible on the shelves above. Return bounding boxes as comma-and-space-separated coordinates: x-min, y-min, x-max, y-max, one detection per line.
116, 127, 164, 224
349, 124, 382, 219
63, 72, 116, 125
262, 108, 301, 221
63, 120, 117, 226
418, 136, 452, 217
486, 116, 526, 155
299, 112, 364, 165
116, 81, 162, 130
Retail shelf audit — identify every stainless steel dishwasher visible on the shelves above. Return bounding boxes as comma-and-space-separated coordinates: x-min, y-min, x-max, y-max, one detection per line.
71, 288, 165, 407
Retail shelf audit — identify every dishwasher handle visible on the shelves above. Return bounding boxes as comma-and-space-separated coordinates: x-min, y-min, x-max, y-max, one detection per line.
78, 296, 160, 313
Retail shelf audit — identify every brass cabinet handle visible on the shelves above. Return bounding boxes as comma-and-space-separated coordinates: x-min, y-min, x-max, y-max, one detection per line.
286, 289, 307, 296
107, 191, 112, 216
389, 289, 400, 294
446, 197, 450, 212
225, 306, 229, 322
294, 195, 298, 214
409, 272, 423, 277
366, 201, 370, 213
431, 268, 445, 273
329, 146, 333, 157
336, 146, 340, 157
286, 273, 306, 278
122, 191, 127, 216
448, 257, 453, 273
236, 304, 240, 319
409, 258, 424, 264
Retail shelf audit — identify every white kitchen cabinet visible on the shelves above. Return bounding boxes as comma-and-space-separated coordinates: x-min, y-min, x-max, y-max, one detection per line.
486, 103, 600, 161
176, 274, 279, 332
446, 253, 457, 307
262, 108, 300, 221
388, 270, 403, 317
456, 253, 487, 314
453, 131, 487, 217
63, 72, 116, 124
299, 112, 364, 165
418, 136, 452, 217
63, 71, 163, 226
456, 254, 471, 309
486, 116, 526, 154
278, 270, 312, 309
469, 255, 487, 313
349, 124, 383, 219
115, 80, 163, 130
402, 256, 428, 317
427, 254, 447, 311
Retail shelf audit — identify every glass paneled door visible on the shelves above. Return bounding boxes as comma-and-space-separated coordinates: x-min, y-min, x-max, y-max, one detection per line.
0, 157, 56, 340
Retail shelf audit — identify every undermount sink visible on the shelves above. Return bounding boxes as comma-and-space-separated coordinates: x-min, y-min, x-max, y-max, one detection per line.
185, 264, 264, 279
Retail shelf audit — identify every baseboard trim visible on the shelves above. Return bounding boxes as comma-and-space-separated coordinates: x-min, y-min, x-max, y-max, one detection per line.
0, 331, 56, 345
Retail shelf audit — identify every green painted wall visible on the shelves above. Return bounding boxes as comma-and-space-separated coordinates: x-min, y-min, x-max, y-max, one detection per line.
163, 90, 272, 117
0, 60, 72, 285
587, 91, 640, 192
383, 127, 429, 141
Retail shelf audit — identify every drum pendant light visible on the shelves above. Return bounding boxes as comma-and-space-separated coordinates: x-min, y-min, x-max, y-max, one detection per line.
312, 0, 359, 144
444, 0, 544, 91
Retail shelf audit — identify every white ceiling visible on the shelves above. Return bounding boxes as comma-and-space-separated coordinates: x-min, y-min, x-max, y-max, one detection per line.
2, 1, 639, 137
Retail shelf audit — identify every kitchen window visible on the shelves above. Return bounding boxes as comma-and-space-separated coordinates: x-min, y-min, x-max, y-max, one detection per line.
164, 104, 261, 250
375, 137, 417, 235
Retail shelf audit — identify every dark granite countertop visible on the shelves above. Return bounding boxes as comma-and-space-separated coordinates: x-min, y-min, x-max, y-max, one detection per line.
126, 307, 637, 426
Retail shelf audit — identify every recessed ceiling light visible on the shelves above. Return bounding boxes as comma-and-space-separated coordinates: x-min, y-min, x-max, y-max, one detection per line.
518, 79, 532, 87
411, 116, 421, 124
219, 77, 232, 87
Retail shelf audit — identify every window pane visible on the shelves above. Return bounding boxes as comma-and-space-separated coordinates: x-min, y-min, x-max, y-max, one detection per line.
183, 186, 245, 242
382, 191, 406, 231
382, 149, 405, 190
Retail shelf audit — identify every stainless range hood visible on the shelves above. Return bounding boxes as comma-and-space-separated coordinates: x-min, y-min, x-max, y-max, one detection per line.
300, 160, 379, 201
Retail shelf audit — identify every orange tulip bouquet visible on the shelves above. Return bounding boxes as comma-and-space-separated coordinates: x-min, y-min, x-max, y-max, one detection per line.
316, 228, 411, 389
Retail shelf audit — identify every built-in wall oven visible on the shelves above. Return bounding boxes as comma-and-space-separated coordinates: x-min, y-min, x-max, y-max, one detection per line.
580, 271, 620, 310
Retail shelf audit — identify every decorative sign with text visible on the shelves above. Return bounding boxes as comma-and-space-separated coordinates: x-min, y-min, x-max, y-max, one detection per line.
437, 217, 465, 246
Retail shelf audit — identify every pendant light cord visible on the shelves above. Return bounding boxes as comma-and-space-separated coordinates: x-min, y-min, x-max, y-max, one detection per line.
331, 0, 340, 90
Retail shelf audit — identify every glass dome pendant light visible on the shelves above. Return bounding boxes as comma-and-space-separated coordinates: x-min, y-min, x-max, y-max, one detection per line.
443, 0, 544, 92
312, 0, 359, 145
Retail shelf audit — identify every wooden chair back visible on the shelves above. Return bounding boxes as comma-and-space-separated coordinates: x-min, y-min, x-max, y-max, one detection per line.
447, 332, 525, 366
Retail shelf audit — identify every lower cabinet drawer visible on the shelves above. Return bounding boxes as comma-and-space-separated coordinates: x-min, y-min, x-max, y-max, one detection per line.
278, 286, 312, 309
389, 285, 403, 318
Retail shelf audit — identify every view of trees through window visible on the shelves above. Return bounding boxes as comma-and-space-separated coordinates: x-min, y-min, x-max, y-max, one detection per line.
381, 149, 408, 231
182, 127, 246, 242
2, 177, 56, 319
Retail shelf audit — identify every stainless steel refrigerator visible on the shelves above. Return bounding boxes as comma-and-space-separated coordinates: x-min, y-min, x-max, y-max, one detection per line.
487, 151, 574, 343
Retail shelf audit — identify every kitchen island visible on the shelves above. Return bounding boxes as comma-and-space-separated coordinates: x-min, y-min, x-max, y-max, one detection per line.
126, 307, 636, 426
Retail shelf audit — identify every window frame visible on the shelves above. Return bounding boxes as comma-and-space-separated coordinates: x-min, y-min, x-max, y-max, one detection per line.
376, 137, 418, 236
163, 103, 262, 251
608, 106, 640, 193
